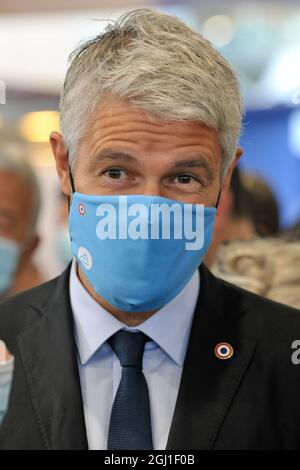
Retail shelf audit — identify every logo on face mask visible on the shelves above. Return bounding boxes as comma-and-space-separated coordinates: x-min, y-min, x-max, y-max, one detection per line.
78, 246, 93, 270
78, 203, 86, 216
94, 196, 205, 250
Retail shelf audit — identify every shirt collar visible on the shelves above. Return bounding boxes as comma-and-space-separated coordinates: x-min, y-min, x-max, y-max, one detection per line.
69, 259, 200, 367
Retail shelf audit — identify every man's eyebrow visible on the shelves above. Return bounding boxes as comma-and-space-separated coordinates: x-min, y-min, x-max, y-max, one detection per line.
93, 149, 137, 164
174, 157, 214, 177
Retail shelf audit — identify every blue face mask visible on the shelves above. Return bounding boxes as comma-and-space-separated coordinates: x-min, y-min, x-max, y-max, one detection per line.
69, 192, 217, 312
0, 236, 21, 296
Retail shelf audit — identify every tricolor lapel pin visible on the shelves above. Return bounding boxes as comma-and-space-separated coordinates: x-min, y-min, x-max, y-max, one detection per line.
215, 342, 234, 360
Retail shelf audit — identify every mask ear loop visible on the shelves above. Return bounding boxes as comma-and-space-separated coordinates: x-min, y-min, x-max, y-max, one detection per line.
66, 151, 75, 250
215, 189, 222, 209
67, 151, 76, 194
67, 151, 76, 212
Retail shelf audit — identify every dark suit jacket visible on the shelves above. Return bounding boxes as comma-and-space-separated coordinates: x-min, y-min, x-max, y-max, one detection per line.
1, 263, 300, 449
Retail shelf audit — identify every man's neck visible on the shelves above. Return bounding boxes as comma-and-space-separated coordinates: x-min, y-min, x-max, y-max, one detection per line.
77, 265, 158, 327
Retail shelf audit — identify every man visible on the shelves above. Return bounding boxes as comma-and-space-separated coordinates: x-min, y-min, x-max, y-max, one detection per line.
0, 147, 42, 299
1, 9, 300, 450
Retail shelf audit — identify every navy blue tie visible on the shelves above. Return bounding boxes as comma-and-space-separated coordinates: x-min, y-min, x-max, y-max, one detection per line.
107, 330, 153, 450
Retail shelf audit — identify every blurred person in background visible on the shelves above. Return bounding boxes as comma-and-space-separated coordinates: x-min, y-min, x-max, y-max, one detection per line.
205, 166, 280, 266
1, 9, 300, 451
223, 168, 280, 240
0, 146, 43, 299
220, 166, 256, 242
212, 238, 300, 310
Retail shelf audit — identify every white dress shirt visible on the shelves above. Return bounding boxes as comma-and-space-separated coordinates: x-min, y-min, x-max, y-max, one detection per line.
69, 260, 200, 450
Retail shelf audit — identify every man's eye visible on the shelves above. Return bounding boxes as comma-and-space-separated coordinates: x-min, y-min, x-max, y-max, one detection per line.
103, 168, 125, 179
168, 173, 205, 193
176, 174, 193, 184
175, 174, 201, 185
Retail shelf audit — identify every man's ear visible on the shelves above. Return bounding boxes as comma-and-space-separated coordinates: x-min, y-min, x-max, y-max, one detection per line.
50, 131, 71, 196
222, 147, 243, 192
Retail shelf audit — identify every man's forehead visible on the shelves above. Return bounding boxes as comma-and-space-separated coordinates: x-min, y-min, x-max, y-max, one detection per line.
91, 98, 217, 135
83, 99, 222, 158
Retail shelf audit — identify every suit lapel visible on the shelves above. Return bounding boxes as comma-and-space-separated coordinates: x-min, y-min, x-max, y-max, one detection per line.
17, 266, 88, 450
166, 265, 256, 450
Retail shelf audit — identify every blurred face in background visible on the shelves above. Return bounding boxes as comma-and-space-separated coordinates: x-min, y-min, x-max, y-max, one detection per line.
0, 170, 39, 297
0, 171, 33, 243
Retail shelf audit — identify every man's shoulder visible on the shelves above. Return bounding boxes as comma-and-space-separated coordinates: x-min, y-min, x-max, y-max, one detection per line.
216, 272, 300, 340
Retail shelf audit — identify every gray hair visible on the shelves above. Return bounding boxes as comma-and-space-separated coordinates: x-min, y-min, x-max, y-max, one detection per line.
0, 145, 41, 231
60, 8, 243, 177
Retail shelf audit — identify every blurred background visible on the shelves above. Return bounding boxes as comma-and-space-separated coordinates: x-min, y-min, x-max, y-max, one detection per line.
0, 0, 300, 284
